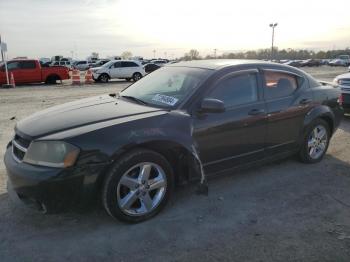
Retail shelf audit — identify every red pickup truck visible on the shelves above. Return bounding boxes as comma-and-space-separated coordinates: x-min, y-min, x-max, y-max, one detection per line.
0, 59, 70, 85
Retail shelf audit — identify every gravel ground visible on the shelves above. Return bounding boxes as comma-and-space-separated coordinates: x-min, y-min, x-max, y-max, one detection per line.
0, 66, 350, 261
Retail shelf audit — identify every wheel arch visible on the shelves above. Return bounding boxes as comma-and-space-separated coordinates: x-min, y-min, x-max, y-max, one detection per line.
303, 105, 335, 135
96, 139, 200, 189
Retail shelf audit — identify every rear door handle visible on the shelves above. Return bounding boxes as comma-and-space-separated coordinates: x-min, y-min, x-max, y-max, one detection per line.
299, 98, 312, 105
248, 109, 265, 115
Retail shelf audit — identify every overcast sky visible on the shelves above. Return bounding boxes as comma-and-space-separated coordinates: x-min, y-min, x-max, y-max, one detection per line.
0, 0, 349, 59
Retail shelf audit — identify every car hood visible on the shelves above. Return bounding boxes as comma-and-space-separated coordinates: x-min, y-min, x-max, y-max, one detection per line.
337, 72, 350, 79
16, 95, 165, 139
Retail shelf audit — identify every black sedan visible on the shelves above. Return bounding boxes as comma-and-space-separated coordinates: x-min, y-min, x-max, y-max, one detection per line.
4, 60, 343, 222
143, 63, 161, 73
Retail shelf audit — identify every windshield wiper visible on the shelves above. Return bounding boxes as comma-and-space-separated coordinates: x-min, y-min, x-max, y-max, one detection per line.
120, 95, 148, 105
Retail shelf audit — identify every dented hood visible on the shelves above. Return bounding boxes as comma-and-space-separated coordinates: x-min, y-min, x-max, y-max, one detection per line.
16, 94, 164, 138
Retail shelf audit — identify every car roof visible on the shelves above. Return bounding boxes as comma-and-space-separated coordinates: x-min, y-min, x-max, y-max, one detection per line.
166, 59, 278, 70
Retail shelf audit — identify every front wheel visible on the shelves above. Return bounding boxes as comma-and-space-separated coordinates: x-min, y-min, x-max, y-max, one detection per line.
98, 73, 109, 83
132, 72, 142, 82
299, 119, 330, 163
102, 149, 174, 223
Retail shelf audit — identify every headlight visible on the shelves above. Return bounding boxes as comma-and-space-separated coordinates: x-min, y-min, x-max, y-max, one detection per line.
23, 141, 80, 168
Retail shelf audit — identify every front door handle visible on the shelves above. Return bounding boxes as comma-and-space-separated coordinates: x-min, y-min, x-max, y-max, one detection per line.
248, 109, 265, 115
299, 98, 312, 105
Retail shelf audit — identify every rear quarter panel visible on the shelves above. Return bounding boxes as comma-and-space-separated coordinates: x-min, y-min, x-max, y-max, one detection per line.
41, 66, 70, 81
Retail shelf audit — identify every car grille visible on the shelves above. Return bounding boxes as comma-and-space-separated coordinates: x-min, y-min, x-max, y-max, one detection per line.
12, 134, 31, 162
340, 78, 350, 87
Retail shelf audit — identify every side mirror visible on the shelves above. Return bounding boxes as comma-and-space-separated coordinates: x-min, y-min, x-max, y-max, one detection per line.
200, 98, 225, 113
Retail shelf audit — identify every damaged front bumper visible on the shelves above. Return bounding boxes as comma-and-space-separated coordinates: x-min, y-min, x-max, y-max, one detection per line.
4, 147, 108, 212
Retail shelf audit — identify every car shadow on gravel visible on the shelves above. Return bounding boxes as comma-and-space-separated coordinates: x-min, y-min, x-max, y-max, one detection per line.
1, 154, 350, 261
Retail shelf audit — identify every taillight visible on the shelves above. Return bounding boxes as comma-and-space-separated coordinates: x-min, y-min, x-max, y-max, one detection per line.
338, 93, 344, 106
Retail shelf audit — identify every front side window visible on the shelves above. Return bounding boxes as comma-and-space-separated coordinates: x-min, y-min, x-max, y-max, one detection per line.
120, 67, 210, 108
7, 61, 20, 70
114, 62, 121, 68
263, 71, 298, 99
207, 73, 258, 108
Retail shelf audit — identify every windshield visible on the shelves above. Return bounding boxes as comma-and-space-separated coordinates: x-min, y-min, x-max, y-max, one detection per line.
102, 61, 115, 68
120, 66, 211, 108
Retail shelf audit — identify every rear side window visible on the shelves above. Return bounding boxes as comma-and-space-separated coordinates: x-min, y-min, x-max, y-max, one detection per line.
208, 73, 258, 108
122, 61, 138, 67
263, 71, 298, 99
20, 61, 36, 69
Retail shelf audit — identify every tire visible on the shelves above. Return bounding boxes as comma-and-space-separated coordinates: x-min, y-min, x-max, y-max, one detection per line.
102, 149, 174, 223
132, 72, 142, 82
299, 119, 330, 163
98, 73, 109, 83
45, 75, 60, 85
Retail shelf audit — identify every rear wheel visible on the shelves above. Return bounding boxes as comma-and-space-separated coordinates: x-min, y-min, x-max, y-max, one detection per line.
102, 149, 173, 223
45, 75, 60, 85
132, 72, 142, 82
98, 73, 109, 83
299, 119, 330, 163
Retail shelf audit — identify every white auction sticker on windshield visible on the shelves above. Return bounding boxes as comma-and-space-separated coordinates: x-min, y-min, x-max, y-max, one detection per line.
152, 94, 178, 106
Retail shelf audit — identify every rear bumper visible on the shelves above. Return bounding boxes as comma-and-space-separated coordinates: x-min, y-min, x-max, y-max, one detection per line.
342, 92, 350, 112
4, 147, 108, 212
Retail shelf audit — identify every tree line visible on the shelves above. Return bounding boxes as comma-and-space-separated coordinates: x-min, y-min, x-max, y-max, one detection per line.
182, 48, 350, 61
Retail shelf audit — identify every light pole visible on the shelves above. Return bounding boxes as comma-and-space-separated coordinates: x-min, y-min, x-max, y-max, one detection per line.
269, 23, 278, 61
153, 49, 156, 59
214, 49, 217, 59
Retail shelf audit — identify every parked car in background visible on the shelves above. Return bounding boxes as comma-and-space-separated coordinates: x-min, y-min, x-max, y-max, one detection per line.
72, 60, 90, 70
50, 60, 72, 69
283, 60, 301, 67
151, 59, 168, 66
0, 59, 70, 85
143, 63, 161, 73
91, 60, 145, 82
90, 59, 110, 68
329, 56, 350, 67
334, 72, 350, 113
4, 60, 343, 222
300, 59, 321, 67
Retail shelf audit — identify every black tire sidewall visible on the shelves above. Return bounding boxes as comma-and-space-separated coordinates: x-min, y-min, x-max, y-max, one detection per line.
102, 149, 174, 223
99, 74, 109, 83
133, 73, 141, 81
299, 119, 330, 163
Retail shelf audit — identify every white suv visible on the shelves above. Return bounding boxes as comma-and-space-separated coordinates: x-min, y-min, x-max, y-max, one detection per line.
91, 60, 145, 82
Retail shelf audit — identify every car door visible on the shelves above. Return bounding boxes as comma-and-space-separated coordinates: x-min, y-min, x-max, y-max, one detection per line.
261, 68, 313, 155
121, 61, 138, 77
18, 61, 41, 83
6, 61, 22, 83
193, 69, 267, 173
109, 61, 122, 78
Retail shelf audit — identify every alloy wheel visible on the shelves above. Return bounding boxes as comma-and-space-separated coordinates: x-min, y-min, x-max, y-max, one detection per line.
307, 125, 328, 159
117, 162, 167, 216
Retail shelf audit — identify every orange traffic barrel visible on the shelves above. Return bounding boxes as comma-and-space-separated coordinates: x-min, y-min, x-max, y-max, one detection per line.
72, 69, 81, 85
85, 69, 93, 84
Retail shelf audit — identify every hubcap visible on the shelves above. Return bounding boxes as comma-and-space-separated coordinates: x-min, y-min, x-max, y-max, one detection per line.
117, 162, 167, 216
308, 125, 328, 159
134, 74, 141, 81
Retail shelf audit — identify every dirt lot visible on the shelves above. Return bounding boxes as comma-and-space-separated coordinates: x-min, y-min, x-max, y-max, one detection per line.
1, 66, 350, 261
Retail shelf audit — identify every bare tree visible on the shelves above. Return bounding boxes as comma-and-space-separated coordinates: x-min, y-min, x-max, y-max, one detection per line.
121, 51, 132, 59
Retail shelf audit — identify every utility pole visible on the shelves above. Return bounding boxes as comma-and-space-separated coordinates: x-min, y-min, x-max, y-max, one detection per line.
0, 34, 9, 85
214, 48, 217, 59
269, 23, 278, 61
